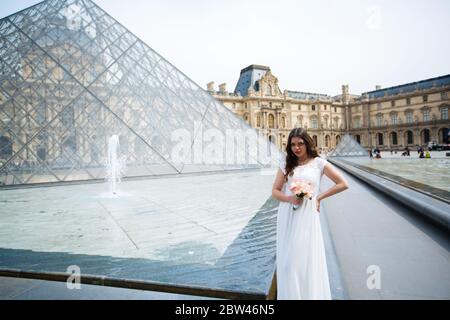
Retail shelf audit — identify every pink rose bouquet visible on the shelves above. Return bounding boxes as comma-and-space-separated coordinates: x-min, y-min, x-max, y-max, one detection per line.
289, 179, 314, 210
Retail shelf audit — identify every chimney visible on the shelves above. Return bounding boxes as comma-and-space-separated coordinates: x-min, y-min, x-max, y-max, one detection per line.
375, 85, 382, 90
219, 83, 227, 93
207, 81, 215, 92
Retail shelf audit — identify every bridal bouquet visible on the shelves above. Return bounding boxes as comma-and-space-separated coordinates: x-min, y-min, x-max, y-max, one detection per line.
289, 179, 314, 210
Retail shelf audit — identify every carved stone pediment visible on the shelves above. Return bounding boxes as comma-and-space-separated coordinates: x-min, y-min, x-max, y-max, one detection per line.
258, 71, 282, 96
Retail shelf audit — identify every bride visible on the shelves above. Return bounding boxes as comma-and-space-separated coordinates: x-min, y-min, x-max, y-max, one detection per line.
272, 128, 349, 300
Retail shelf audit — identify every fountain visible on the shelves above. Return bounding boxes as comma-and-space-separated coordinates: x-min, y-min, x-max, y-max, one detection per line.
106, 135, 125, 195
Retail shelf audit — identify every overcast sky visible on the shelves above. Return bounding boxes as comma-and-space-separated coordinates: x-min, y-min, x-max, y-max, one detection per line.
1, 0, 450, 95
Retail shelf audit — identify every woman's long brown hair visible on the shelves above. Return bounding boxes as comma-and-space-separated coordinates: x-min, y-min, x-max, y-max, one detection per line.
284, 128, 319, 181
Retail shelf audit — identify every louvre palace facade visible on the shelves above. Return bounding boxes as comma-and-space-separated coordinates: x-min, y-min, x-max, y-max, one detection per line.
208, 65, 450, 152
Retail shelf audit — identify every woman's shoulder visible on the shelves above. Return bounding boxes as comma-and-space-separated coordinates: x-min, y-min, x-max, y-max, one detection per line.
314, 156, 329, 170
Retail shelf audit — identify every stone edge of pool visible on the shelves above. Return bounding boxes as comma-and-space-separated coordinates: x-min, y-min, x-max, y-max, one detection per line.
328, 158, 450, 231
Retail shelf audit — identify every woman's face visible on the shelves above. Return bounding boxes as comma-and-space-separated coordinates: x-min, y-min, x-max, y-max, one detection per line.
290, 136, 307, 159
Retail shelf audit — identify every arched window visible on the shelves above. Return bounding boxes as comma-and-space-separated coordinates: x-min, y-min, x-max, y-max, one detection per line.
256, 115, 261, 127
62, 134, 77, 154
355, 135, 361, 144
37, 146, 47, 161
312, 135, 318, 147
377, 133, 384, 145
336, 135, 341, 145
406, 131, 413, 145
422, 129, 430, 144
0, 136, 13, 159
438, 128, 449, 144
391, 132, 398, 145
268, 114, 275, 128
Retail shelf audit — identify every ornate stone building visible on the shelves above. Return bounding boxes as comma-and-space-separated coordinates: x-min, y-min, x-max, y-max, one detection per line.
208, 65, 450, 152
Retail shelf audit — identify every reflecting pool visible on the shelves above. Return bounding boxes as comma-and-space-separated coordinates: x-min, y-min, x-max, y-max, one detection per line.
0, 170, 278, 299
337, 157, 450, 202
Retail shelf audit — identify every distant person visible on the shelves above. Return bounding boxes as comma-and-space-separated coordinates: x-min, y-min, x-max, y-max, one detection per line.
369, 150, 373, 158
417, 146, 423, 154
425, 151, 431, 158
419, 150, 425, 158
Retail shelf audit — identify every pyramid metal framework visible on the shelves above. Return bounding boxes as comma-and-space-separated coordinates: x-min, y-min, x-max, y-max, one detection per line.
328, 134, 369, 157
0, 0, 279, 186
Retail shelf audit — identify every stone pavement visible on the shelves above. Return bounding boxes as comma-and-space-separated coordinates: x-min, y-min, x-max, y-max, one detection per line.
321, 164, 450, 299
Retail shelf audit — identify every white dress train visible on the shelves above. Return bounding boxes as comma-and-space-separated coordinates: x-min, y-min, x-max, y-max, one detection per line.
276, 157, 332, 300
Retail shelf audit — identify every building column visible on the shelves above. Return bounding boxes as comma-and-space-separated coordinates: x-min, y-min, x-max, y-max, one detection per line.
262, 112, 266, 129
275, 111, 279, 129
398, 130, 404, 147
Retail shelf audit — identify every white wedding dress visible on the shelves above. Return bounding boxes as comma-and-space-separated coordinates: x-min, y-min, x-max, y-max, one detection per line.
276, 156, 332, 300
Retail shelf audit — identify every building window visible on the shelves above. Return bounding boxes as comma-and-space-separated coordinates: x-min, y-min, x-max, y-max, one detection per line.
423, 95, 428, 102
391, 113, 398, 125
441, 92, 448, 100
423, 109, 430, 122
391, 132, 398, 145
442, 107, 448, 120
268, 114, 275, 128
354, 117, 361, 128
298, 105, 301, 111
256, 115, 261, 127
311, 117, 318, 129
406, 111, 413, 124
377, 133, 384, 145
377, 103, 382, 110
281, 116, 286, 128
245, 103, 248, 109
0, 136, 13, 159
406, 97, 411, 105
406, 131, 413, 144
334, 107, 337, 112
376, 114, 383, 127
391, 100, 395, 107
324, 105, 327, 111
312, 105, 316, 111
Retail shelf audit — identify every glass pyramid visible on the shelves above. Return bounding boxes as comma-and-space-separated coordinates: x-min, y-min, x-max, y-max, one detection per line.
328, 134, 369, 157
0, 0, 279, 186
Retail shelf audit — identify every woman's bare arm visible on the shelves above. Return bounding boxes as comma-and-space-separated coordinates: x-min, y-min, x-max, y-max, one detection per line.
272, 169, 301, 205
317, 163, 349, 204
